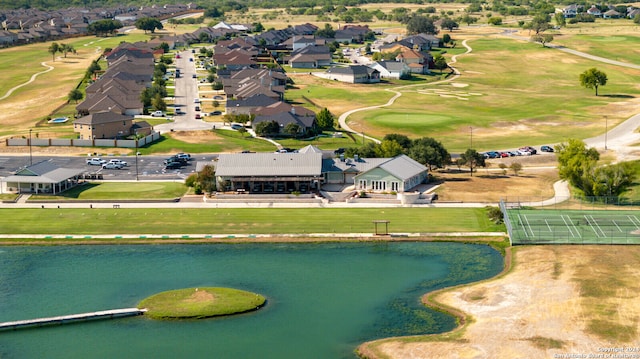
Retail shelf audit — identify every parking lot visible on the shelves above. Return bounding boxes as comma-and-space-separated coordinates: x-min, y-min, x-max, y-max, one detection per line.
0, 155, 217, 181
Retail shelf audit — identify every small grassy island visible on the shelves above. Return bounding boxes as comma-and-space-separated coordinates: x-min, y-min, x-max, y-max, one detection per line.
139, 287, 266, 319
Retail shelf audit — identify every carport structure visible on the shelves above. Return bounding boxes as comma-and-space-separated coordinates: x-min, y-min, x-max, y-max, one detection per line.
1, 160, 85, 194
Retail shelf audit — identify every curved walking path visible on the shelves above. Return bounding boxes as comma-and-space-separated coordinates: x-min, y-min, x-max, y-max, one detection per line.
0, 61, 54, 101
337, 40, 473, 143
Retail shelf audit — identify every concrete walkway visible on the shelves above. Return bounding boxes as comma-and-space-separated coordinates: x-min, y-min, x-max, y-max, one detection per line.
0, 61, 54, 101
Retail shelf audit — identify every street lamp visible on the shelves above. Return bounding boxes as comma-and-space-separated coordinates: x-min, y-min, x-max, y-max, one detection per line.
28, 129, 32, 166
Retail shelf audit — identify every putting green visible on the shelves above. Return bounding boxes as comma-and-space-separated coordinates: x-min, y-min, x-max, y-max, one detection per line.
139, 287, 266, 319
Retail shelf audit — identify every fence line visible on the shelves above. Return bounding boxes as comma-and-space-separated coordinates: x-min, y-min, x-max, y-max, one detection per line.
6, 132, 160, 149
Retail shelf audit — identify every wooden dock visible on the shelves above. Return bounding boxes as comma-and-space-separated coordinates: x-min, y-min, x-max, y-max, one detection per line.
0, 308, 147, 331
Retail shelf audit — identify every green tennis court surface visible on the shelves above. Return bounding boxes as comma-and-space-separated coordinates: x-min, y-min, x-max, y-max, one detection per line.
505, 209, 640, 244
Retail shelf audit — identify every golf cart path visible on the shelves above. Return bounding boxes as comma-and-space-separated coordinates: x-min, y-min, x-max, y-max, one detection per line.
337, 39, 473, 142
0, 61, 54, 101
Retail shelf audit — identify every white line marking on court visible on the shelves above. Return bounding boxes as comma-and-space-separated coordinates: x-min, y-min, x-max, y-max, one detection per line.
523, 214, 535, 237
562, 215, 577, 238
517, 214, 529, 238
544, 219, 553, 232
628, 215, 640, 229
587, 215, 605, 238
612, 220, 622, 232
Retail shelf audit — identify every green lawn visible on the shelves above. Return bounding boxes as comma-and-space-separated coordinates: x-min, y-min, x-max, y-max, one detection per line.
137, 130, 276, 154
276, 131, 368, 149
29, 182, 187, 200
344, 37, 640, 152
0, 207, 504, 236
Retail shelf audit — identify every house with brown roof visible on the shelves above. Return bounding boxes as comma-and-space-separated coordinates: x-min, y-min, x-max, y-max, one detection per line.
252, 102, 317, 136
73, 111, 135, 139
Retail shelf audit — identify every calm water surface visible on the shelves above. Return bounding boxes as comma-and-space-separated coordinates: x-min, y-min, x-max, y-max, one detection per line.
0, 242, 502, 358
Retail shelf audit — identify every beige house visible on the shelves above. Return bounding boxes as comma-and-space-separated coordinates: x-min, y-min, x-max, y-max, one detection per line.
73, 111, 134, 139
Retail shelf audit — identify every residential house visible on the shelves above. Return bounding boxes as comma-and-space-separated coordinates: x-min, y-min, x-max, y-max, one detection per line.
325, 65, 380, 84
287, 45, 332, 68
395, 48, 431, 74
334, 24, 370, 43
212, 48, 257, 70
369, 60, 411, 79
603, 9, 621, 18
563, 4, 579, 17
1, 160, 84, 194
0, 30, 18, 47
226, 94, 279, 115
586, 5, 602, 17
252, 102, 317, 136
73, 111, 134, 139
214, 152, 323, 193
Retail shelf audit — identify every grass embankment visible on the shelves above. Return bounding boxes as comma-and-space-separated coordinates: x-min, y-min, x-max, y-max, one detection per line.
29, 182, 188, 201
139, 287, 266, 319
0, 207, 504, 237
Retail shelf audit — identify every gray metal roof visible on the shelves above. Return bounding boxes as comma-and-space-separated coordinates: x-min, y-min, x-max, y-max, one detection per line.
216, 153, 322, 177
3, 161, 85, 184
378, 155, 428, 180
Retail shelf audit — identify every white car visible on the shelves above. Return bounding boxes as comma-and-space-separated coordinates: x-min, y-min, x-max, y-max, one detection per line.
194, 98, 200, 103
151, 111, 164, 117
86, 158, 106, 165
108, 159, 128, 167
102, 162, 123, 170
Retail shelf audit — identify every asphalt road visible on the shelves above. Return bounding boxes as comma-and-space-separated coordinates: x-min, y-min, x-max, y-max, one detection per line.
0, 154, 217, 181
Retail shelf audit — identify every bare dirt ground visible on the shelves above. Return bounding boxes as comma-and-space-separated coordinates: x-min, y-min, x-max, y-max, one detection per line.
359, 245, 640, 359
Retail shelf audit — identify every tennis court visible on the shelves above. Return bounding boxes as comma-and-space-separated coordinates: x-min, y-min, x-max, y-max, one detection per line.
504, 208, 640, 244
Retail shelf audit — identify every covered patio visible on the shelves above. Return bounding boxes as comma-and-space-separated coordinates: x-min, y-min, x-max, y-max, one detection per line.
1, 161, 85, 195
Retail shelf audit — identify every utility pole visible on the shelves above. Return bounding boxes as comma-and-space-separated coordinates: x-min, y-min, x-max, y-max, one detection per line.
604, 115, 608, 150
29, 129, 32, 166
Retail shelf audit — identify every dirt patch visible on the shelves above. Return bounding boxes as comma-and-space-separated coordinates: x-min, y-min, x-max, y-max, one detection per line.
433, 166, 558, 202
186, 289, 215, 303
359, 246, 640, 358
169, 130, 221, 144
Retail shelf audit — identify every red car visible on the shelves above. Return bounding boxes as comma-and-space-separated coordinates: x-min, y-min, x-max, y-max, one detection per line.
195, 113, 201, 119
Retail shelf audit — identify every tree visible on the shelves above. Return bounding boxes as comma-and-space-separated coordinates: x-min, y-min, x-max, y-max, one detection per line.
580, 68, 607, 96
60, 43, 74, 58
315, 24, 335, 38
459, 14, 478, 26
376, 140, 404, 158
86, 59, 101, 79
151, 93, 167, 112
406, 16, 437, 35
135, 17, 163, 34
255, 121, 280, 137
525, 15, 550, 35
284, 123, 301, 137
316, 108, 335, 129
87, 19, 123, 36
408, 137, 450, 170
383, 134, 411, 151
510, 162, 523, 176
531, 33, 553, 47
237, 127, 247, 138
48, 42, 60, 61
433, 54, 448, 71
441, 18, 459, 31
442, 34, 451, 46
156, 42, 170, 53
460, 149, 485, 176
68, 88, 83, 103
635, 13, 640, 25
487, 17, 503, 25
556, 138, 599, 194
554, 13, 566, 27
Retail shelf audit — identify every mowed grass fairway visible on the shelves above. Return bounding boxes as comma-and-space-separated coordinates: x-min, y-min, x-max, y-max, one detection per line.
0, 208, 503, 237
345, 37, 640, 152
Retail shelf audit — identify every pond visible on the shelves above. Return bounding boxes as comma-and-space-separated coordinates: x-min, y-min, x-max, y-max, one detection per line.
0, 242, 503, 358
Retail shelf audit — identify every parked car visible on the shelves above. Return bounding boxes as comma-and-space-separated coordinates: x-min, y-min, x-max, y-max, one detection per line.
164, 161, 183, 170
176, 153, 191, 161
108, 159, 128, 167
499, 152, 510, 158
192, 74, 196, 78
541, 145, 554, 152
334, 148, 346, 155
484, 151, 500, 159
195, 106, 200, 112
163, 156, 187, 165
194, 98, 200, 103
509, 151, 521, 157
231, 123, 243, 130
86, 158, 106, 165
518, 149, 532, 156
519, 146, 537, 155
210, 111, 222, 116
151, 110, 164, 117
102, 162, 123, 170
195, 113, 201, 119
